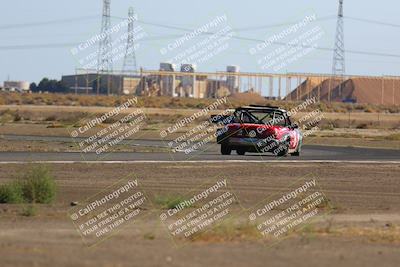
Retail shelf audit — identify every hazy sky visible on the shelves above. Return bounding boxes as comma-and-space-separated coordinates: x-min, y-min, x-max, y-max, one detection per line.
1, 0, 399, 84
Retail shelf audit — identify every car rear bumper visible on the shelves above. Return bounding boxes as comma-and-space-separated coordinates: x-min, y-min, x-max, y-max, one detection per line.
225, 137, 282, 153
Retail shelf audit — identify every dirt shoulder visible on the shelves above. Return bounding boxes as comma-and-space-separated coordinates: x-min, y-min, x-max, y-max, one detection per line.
0, 162, 399, 267
1, 122, 399, 151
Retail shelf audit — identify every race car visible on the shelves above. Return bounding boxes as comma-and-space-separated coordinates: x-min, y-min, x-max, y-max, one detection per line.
212, 105, 302, 157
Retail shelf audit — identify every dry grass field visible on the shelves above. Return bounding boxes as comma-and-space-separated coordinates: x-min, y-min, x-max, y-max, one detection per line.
1, 100, 399, 150
1, 92, 400, 113
0, 162, 399, 267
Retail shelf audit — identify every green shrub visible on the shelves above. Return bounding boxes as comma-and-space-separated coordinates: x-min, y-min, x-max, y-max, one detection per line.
13, 112, 22, 122
155, 195, 189, 209
21, 205, 38, 217
0, 165, 57, 204
143, 233, 156, 240
44, 115, 57, 121
0, 181, 24, 204
356, 123, 369, 129
20, 165, 56, 204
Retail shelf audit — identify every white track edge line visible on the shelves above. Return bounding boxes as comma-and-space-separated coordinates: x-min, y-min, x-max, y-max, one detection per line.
0, 160, 399, 164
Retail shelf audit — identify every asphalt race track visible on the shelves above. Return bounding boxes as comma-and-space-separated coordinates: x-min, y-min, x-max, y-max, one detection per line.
0, 144, 398, 162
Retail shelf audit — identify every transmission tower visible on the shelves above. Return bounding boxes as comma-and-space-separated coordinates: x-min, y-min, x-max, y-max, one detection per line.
332, 0, 345, 76
98, 0, 113, 73
122, 7, 138, 73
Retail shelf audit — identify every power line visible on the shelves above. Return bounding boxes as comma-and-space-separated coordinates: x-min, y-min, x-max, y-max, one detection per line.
112, 16, 400, 60
0, 43, 80, 50
233, 15, 336, 32
136, 41, 400, 66
111, 16, 191, 32
0, 35, 187, 50
1, 14, 399, 31
0, 15, 99, 30
1, 14, 400, 60
1, 31, 400, 60
345, 16, 400, 28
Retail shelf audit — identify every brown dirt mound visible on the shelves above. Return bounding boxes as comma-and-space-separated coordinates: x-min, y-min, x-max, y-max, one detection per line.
288, 78, 400, 105
229, 92, 265, 104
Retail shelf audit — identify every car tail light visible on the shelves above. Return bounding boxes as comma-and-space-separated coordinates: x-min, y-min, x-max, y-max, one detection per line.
272, 128, 279, 138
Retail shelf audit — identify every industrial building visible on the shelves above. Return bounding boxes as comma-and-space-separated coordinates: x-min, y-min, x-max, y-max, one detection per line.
226, 65, 240, 94
2, 81, 30, 92
62, 64, 241, 98
60, 67, 400, 105
131, 64, 239, 98
61, 73, 141, 95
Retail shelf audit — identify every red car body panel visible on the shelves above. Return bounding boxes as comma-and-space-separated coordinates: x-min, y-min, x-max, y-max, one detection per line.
215, 106, 303, 156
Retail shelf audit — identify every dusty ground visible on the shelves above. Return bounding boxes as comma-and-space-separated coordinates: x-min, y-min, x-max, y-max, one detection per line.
1, 104, 400, 152
0, 162, 399, 267
1, 104, 400, 127
0, 122, 399, 151
0, 138, 169, 153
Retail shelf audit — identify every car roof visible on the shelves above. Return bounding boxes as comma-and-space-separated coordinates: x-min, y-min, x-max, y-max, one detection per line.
237, 105, 288, 113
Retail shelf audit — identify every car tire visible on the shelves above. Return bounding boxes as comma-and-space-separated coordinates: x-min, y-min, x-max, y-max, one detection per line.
275, 139, 289, 157
221, 144, 232, 155
236, 148, 246, 155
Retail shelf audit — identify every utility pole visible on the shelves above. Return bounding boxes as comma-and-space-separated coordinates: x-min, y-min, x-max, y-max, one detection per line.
122, 7, 138, 74
97, 0, 112, 95
332, 0, 346, 101
98, 0, 113, 73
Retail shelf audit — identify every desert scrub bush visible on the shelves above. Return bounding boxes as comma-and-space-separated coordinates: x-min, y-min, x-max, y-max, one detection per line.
13, 111, 22, 122
44, 115, 57, 121
364, 106, 376, 113
155, 195, 189, 209
0, 181, 24, 203
356, 123, 369, 129
386, 133, 400, 141
0, 165, 56, 204
20, 165, 56, 204
143, 232, 156, 240
21, 205, 38, 217
356, 122, 381, 129
0, 109, 15, 124
387, 106, 400, 113
59, 112, 88, 124
319, 119, 341, 130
